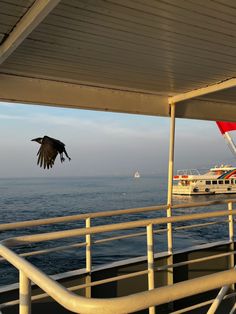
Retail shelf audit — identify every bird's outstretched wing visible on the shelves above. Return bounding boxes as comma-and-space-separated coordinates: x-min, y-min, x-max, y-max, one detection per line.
37, 137, 58, 169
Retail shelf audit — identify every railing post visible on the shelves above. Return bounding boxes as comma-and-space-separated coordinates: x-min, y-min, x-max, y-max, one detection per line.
19, 270, 31, 314
228, 201, 235, 291
228, 201, 234, 244
147, 224, 155, 314
85, 217, 92, 297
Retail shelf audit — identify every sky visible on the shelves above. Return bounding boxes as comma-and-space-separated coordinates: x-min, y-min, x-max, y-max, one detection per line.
0, 101, 235, 178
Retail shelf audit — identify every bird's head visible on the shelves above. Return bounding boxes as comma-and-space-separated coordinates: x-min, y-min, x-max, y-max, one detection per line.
31, 137, 43, 144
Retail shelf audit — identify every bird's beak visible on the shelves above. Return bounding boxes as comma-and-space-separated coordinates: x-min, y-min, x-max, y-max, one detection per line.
31, 138, 37, 142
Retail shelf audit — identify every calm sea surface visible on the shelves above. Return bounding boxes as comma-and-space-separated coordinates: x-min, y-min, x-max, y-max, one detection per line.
0, 176, 233, 285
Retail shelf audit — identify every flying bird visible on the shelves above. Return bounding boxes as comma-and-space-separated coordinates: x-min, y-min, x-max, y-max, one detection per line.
31, 136, 71, 169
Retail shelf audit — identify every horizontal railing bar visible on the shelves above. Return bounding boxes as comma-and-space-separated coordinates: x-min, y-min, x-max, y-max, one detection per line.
3, 209, 236, 247
156, 250, 236, 271
172, 199, 235, 209
0, 231, 149, 261
94, 221, 227, 243
171, 291, 236, 314
2, 243, 236, 313
174, 219, 228, 231
1, 242, 234, 293
0, 242, 87, 262
93, 227, 167, 245
0, 219, 226, 262
9, 220, 226, 261
1, 241, 233, 281
0, 204, 167, 231
69, 270, 149, 291
0, 227, 166, 262
93, 231, 146, 244
90, 219, 226, 247
171, 299, 213, 314
0, 269, 149, 309
0, 198, 235, 232
0, 228, 167, 261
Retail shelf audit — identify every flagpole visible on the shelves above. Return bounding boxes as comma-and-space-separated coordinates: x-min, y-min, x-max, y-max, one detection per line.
223, 132, 236, 158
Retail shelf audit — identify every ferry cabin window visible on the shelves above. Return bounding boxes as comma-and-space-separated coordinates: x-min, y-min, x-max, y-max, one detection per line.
206, 181, 211, 185
218, 180, 223, 184
225, 180, 230, 184
212, 180, 217, 185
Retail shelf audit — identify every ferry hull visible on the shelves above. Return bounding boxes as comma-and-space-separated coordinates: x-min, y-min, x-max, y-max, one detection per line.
173, 186, 236, 195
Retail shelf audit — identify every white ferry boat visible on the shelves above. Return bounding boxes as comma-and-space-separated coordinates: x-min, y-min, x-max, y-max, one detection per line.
173, 165, 236, 195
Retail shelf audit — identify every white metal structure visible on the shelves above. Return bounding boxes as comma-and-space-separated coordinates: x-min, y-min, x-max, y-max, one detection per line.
1, 1, 236, 313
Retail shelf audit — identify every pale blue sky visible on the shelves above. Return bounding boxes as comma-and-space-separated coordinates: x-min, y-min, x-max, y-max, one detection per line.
0, 102, 235, 178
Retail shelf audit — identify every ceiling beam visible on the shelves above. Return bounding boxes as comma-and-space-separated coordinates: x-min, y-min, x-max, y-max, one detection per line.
169, 78, 236, 103
0, 74, 169, 116
175, 99, 236, 122
0, 0, 61, 65
1, 74, 235, 121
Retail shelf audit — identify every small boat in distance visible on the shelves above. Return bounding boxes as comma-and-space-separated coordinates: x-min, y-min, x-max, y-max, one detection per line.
134, 171, 141, 178
173, 164, 236, 195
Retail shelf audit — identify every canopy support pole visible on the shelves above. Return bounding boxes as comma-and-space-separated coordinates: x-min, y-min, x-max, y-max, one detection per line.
166, 101, 176, 289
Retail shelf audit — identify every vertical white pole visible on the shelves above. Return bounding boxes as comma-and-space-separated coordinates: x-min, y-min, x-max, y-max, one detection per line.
147, 224, 155, 314
228, 201, 235, 291
19, 270, 31, 314
167, 101, 176, 286
228, 201, 234, 244
86, 217, 92, 297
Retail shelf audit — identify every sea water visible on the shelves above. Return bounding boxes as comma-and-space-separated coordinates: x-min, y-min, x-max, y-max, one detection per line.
0, 176, 231, 285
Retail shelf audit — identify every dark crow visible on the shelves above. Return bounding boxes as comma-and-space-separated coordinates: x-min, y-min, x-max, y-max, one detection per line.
31, 136, 71, 169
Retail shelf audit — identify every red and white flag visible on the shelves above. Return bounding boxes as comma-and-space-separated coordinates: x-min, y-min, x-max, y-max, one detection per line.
216, 121, 236, 134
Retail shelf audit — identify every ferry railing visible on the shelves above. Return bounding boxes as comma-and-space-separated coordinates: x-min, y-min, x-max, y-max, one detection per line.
0, 199, 231, 264
2, 241, 236, 314
1, 204, 236, 313
0, 219, 227, 263
2, 245, 236, 311
206, 200, 235, 314
0, 204, 167, 231
0, 199, 234, 232
0, 218, 228, 263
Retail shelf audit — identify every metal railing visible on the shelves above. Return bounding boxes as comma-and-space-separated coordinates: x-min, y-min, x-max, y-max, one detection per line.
0, 199, 236, 313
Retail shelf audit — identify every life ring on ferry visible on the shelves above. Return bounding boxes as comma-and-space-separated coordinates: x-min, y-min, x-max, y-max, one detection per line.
205, 188, 210, 193
193, 187, 199, 193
